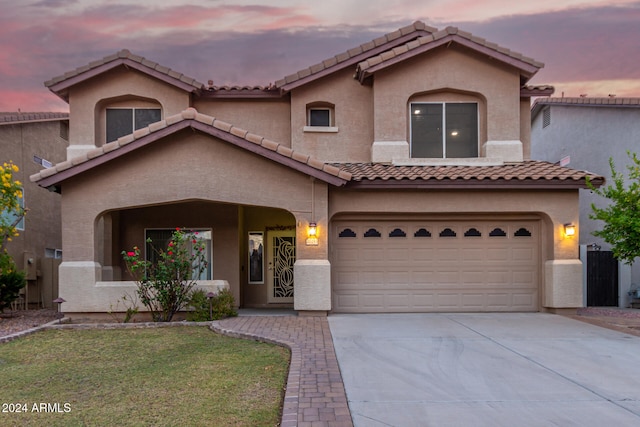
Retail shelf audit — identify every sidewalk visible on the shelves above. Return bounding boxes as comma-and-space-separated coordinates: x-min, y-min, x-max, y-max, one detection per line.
211, 316, 353, 427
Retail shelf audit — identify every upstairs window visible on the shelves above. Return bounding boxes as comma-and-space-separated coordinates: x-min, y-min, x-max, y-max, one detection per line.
309, 108, 331, 127
106, 108, 161, 143
304, 102, 338, 133
411, 102, 478, 158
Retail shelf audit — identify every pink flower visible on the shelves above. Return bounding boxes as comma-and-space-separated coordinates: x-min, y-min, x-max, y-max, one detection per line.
192, 239, 197, 244
127, 251, 135, 257
167, 251, 173, 256
168, 241, 174, 247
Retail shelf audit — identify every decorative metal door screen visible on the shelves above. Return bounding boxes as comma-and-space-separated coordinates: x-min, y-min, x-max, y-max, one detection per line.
268, 232, 295, 303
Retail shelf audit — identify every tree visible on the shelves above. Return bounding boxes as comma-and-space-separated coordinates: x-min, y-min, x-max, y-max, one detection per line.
588, 152, 640, 264
0, 161, 27, 311
122, 228, 208, 322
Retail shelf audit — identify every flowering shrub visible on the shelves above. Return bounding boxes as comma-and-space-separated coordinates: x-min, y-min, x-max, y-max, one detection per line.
0, 161, 26, 310
122, 228, 208, 322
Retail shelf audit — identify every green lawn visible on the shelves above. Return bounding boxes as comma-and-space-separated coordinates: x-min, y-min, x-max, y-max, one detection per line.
0, 326, 289, 426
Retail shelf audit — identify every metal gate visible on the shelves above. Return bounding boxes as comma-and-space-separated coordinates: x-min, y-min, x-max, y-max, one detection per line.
586, 250, 618, 306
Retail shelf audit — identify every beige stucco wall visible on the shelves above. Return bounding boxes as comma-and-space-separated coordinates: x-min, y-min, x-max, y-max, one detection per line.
329, 188, 579, 260
372, 46, 522, 146
1, 120, 68, 306
290, 68, 374, 162
520, 98, 532, 160
193, 98, 291, 146
67, 67, 190, 157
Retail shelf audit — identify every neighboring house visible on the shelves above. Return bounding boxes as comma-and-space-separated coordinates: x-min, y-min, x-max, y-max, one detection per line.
31, 22, 603, 315
1, 112, 68, 308
531, 97, 640, 307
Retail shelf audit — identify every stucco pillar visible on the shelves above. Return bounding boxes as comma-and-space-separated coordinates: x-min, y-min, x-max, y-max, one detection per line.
58, 261, 103, 312
292, 180, 331, 314
294, 259, 331, 312
544, 259, 583, 309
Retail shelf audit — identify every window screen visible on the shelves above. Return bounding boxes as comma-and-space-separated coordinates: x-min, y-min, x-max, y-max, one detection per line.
106, 108, 161, 143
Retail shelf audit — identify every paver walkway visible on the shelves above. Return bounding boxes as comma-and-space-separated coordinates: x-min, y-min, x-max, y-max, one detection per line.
211, 316, 353, 427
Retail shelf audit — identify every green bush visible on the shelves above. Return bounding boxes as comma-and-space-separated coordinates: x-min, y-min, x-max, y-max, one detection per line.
187, 288, 238, 321
0, 268, 26, 312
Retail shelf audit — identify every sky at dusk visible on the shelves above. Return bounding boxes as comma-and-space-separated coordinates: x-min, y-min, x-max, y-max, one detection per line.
2, 0, 640, 112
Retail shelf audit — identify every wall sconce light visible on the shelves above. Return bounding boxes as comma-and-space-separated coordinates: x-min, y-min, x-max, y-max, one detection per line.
306, 222, 319, 246
564, 223, 576, 238
308, 222, 317, 237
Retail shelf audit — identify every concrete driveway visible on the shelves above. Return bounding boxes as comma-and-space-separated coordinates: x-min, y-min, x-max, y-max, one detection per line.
328, 313, 640, 427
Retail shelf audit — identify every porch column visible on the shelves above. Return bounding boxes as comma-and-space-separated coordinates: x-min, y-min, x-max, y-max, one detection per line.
293, 181, 331, 314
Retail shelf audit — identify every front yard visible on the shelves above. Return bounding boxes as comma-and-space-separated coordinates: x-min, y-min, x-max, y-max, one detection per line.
0, 326, 289, 426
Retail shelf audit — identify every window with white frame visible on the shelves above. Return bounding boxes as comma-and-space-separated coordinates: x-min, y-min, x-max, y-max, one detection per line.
145, 229, 212, 280
106, 108, 161, 143
410, 102, 478, 158
304, 102, 338, 132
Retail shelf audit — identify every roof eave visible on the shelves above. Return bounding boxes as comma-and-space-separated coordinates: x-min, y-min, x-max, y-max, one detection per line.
279, 30, 434, 92
198, 89, 285, 99
343, 178, 603, 190
33, 120, 349, 190
47, 59, 203, 102
357, 34, 542, 84
521, 86, 555, 98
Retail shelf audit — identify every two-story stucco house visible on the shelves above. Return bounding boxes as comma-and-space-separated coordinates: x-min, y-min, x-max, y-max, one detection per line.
31, 22, 602, 315
531, 96, 640, 308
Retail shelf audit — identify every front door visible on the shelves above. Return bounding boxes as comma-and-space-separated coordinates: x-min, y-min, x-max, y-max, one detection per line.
267, 230, 296, 303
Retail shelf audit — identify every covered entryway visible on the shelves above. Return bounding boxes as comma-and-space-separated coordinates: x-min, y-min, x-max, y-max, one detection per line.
331, 217, 540, 312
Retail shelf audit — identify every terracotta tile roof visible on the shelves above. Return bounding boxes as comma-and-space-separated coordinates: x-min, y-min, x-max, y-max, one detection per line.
30, 108, 351, 188
203, 84, 281, 99
355, 26, 544, 83
521, 85, 555, 97
0, 112, 69, 125
531, 96, 640, 118
274, 21, 437, 91
45, 50, 205, 102
334, 161, 603, 189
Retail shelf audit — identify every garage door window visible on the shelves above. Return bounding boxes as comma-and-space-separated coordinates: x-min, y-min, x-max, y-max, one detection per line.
439, 228, 457, 237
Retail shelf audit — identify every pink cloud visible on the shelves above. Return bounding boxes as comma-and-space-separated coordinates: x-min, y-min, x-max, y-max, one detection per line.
0, 89, 67, 113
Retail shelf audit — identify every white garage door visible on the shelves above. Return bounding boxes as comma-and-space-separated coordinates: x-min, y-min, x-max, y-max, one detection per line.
331, 219, 540, 313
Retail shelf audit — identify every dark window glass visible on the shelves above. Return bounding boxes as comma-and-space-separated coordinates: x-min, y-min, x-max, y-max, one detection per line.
309, 109, 330, 126
411, 103, 478, 158
106, 109, 133, 143
107, 108, 161, 143
135, 109, 161, 130
411, 104, 443, 158
445, 103, 478, 157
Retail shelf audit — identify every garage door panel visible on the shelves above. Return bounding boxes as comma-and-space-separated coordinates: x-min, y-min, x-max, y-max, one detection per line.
332, 219, 540, 313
